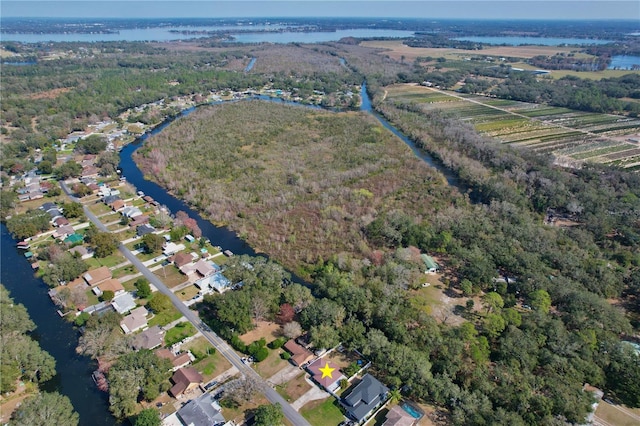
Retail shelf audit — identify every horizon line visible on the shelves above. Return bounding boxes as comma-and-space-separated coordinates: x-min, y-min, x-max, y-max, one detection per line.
3, 16, 640, 21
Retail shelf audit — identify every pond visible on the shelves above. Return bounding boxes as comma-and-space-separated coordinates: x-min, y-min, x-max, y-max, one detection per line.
608, 55, 640, 70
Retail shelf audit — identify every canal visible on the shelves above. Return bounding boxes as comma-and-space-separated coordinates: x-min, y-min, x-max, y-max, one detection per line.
0, 224, 118, 426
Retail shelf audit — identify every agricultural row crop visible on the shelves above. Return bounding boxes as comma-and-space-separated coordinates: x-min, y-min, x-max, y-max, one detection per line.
385, 84, 640, 169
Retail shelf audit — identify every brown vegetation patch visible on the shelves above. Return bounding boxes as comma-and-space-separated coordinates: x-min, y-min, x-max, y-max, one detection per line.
135, 101, 456, 273
239, 320, 281, 345
27, 87, 72, 100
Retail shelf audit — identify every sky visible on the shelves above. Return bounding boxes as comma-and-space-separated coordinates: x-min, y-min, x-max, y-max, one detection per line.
1, 0, 639, 20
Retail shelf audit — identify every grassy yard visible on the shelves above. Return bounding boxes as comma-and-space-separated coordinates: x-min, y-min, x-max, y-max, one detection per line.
85, 288, 100, 306
595, 402, 640, 426
111, 264, 138, 279
275, 372, 312, 403
85, 253, 126, 269
176, 285, 200, 301
147, 305, 182, 327
300, 397, 345, 426
87, 202, 112, 216
121, 277, 138, 292
253, 347, 289, 379
154, 265, 187, 288
164, 321, 197, 346
192, 350, 233, 382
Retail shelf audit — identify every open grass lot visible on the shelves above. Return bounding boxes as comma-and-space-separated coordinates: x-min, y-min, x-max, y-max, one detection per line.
176, 284, 200, 301
594, 401, 640, 426
254, 347, 289, 379
88, 202, 112, 216
276, 372, 312, 403
384, 84, 640, 168
85, 253, 126, 269
147, 305, 182, 327
300, 397, 345, 426
153, 264, 188, 288
164, 321, 197, 346
183, 336, 214, 355
111, 264, 137, 279
360, 40, 586, 61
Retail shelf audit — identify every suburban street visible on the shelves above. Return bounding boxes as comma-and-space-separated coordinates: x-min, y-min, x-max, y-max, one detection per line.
62, 182, 311, 426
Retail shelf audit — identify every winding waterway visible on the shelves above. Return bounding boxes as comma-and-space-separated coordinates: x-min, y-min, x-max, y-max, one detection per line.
0, 224, 118, 426
0, 83, 463, 425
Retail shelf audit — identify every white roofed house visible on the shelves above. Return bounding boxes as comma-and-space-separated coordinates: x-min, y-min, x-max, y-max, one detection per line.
121, 206, 143, 218
163, 242, 186, 256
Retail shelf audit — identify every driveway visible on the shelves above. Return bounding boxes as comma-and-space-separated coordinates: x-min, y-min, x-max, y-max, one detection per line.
267, 364, 300, 386
291, 383, 331, 411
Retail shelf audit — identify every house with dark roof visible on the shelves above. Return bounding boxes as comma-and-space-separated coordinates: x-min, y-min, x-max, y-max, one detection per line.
176, 393, 226, 426
169, 367, 203, 398
284, 339, 315, 367
103, 194, 120, 205
40, 202, 58, 212
342, 374, 389, 423
136, 224, 156, 237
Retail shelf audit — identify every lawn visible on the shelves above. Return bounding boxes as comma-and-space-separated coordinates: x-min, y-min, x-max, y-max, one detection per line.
111, 264, 138, 279
595, 401, 640, 426
300, 397, 345, 426
254, 347, 289, 379
191, 350, 233, 382
165, 321, 197, 346
176, 285, 200, 301
275, 372, 312, 403
147, 305, 182, 327
85, 253, 126, 269
88, 202, 112, 216
154, 265, 187, 288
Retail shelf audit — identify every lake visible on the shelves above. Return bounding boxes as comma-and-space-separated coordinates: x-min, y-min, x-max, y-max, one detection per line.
453, 36, 613, 46
2, 27, 414, 43
608, 55, 640, 70
229, 29, 415, 43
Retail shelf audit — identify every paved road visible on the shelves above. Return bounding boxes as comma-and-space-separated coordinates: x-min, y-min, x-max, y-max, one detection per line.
62, 182, 311, 425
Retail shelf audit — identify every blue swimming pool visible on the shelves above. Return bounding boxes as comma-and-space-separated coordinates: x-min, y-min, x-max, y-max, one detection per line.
401, 402, 423, 419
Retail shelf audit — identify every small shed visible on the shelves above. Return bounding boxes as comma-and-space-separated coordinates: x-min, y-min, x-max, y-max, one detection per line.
421, 254, 439, 274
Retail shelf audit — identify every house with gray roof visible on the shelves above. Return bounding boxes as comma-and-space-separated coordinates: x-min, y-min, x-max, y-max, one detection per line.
176, 393, 226, 426
342, 374, 389, 423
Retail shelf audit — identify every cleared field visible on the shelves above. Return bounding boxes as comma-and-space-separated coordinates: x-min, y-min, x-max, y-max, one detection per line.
384, 84, 640, 168
361, 40, 586, 61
